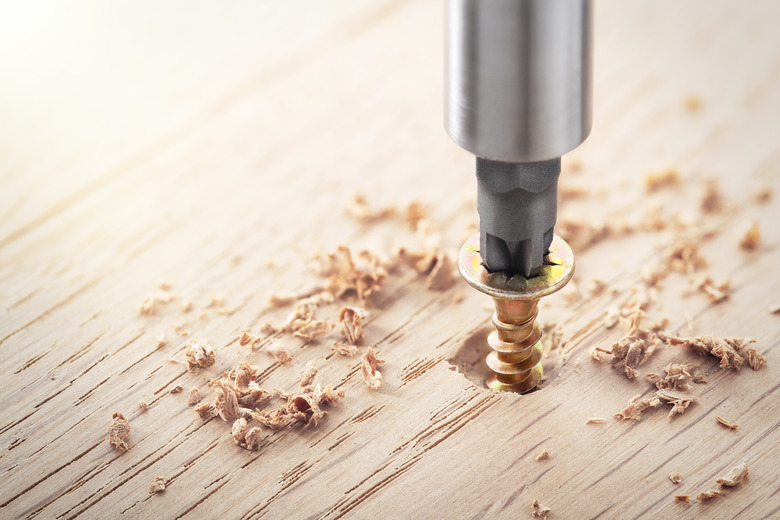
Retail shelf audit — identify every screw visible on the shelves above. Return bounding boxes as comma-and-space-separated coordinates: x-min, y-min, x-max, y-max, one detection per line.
458, 233, 574, 393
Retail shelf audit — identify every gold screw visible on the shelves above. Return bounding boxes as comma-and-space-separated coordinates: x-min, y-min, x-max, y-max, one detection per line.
458, 233, 575, 393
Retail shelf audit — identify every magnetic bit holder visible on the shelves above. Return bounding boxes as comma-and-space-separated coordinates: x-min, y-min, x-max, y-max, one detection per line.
458, 233, 575, 393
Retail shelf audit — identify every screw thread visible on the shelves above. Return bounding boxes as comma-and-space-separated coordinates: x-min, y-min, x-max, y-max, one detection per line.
486, 298, 543, 393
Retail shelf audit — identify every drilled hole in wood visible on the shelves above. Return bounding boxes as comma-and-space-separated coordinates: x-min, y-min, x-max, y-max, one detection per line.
447, 326, 563, 393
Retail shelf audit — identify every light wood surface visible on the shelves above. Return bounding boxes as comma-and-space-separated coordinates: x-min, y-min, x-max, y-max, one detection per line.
2, 1, 779, 519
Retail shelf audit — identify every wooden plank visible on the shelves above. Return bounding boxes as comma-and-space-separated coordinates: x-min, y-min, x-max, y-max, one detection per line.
1, 1, 779, 519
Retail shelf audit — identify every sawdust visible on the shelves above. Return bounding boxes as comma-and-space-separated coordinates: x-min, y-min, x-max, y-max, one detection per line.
299, 360, 318, 387
686, 274, 730, 303
194, 402, 216, 420
700, 180, 724, 213
696, 489, 722, 500
169, 385, 183, 394
585, 418, 605, 424
239, 331, 262, 350
181, 299, 192, 312
187, 387, 201, 406
267, 340, 293, 364
739, 222, 761, 250
361, 347, 385, 390
156, 336, 167, 349
614, 394, 660, 421
231, 417, 264, 451
669, 472, 682, 485
138, 296, 157, 315
310, 245, 388, 302
745, 348, 767, 370
293, 320, 335, 342
674, 494, 691, 502
593, 311, 667, 378
665, 335, 759, 371
204, 362, 271, 422
333, 342, 358, 356
397, 247, 456, 291
655, 388, 698, 418
645, 169, 680, 191
149, 477, 167, 495
184, 338, 216, 371
645, 362, 700, 392
715, 460, 749, 487
139, 400, 150, 410
716, 416, 738, 430
108, 412, 130, 451
532, 499, 551, 518
535, 449, 551, 461
339, 306, 367, 344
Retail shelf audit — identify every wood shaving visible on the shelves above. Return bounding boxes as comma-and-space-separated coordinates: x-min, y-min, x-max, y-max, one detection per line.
267, 340, 293, 364
645, 362, 699, 392
181, 299, 192, 312
753, 187, 772, 204
398, 247, 456, 291
139, 400, 150, 411
361, 347, 385, 390
716, 416, 738, 430
345, 193, 398, 223
299, 360, 318, 387
697, 489, 723, 500
187, 387, 201, 406
108, 412, 130, 451
149, 476, 167, 495
239, 331, 262, 350
159, 281, 172, 291
138, 296, 157, 315
614, 394, 660, 421
156, 336, 167, 349
700, 180, 724, 213
686, 274, 730, 303
194, 402, 216, 419
669, 472, 682, 484
532, 499, 551, 518
231, 417, 264, 451
655, 388, 698, 417
665, 335, 758, 371
339, 306, 368, 344
254, 385, 345, 430
645, 169, 679, 191
309, 245, 388, 302
557, 217, 630, 253
738, 222, 761, 250
674, 494, 691, 502
585, 418, 605, 424
260, 320, 278, 334
206, 362, 270, 421
595, 310, 666, 378
535, 449, 551, 461
293, 320, 335, 342
715, 460, 748, 487
333, 342, 358, 356
659, 234, 709, 276
745, 348, 767, 370
184, 338, 216, 371
170, 385, 183, 394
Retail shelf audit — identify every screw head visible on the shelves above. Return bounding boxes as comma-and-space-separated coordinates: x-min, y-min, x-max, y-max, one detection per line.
458, 233, 575, 300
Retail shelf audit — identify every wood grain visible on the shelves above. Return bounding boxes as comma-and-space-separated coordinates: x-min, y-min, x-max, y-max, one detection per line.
2, 1, 779, 519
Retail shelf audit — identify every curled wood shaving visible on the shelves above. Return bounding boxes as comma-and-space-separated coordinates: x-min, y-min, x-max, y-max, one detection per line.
232, 418, 263, 451
745, 348, 767, 370
239, 331, 261, 350
715, 460, 749, 487
674, 494, 691, 502
398, 247, 456, 291
532, 499, 551, 518
739, 222, 761, 250
339, 306, 368, 344
665, 335, 758, 371
184, 338, 216, 371
309, 246, 388, 302
206, 362, 270, 421
645, 169, 680, 192
139, 400, 150, 410
299, 360, 318, 387
655, 388, 698, 417
585, 418, 605, 424
170, 385, 183, 394
293, 320, 335, 342
333, 342, 358, 357
535, 449, 551, 461
701, 180, 724, 213
108, 412, 130, 451
697, 489, 723, 500
187, 387, 201, 406
716, 416, 738, 430
361, 347, 385, 390
669, 472, 682, 484
614, 394, 660, 421
149, 476, 167, 495
254, 385, 345, 430
267, 340, 293, 364
194, 402, 216, 419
